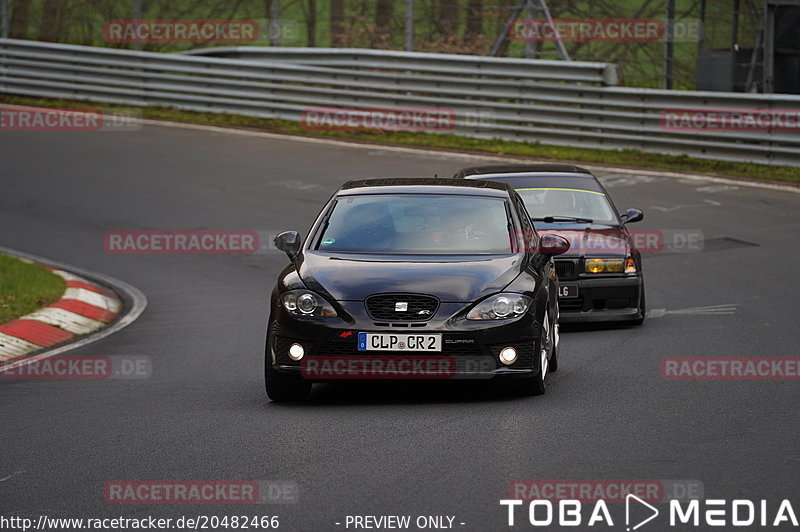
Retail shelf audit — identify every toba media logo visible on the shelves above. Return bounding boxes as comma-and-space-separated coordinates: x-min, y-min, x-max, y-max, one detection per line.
500, 498, 798, 529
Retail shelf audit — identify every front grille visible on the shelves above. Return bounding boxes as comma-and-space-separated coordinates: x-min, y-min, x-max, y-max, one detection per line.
365, 294, 439, 322
555, 260, 577, 280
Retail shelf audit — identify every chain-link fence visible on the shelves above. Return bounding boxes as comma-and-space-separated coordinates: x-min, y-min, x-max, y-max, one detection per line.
0, 0, 767, 90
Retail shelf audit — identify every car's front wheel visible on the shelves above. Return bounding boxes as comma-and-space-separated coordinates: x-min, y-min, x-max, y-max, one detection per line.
518, 309, 551, 396
264, 327, 312, 402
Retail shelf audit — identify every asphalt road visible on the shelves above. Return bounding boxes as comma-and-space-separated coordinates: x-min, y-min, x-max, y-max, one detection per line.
1, 123, 799, 531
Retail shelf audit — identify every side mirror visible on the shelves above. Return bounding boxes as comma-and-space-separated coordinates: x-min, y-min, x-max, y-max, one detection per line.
538, 233, 570, 256
274, 231, 301, 262
620, 208, 644, 225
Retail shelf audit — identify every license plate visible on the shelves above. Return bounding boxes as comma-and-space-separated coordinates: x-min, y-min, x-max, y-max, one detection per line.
558, 283, 579, 298
358, 333, 442, 352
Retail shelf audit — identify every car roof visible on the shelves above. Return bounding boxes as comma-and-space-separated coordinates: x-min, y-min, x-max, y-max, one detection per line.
454, 163, 593, 178
459, 170, 605, 194
338, 177, 513, 197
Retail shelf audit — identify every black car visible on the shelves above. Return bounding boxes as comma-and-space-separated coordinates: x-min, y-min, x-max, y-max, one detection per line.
455, 164, 645, 325
265, 178, 570, 401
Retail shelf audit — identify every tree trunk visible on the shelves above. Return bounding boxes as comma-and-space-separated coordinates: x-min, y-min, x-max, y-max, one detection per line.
438, 0, 455, 40
10, 0, 31, 39
38, 0, 62, 41
464, 0, 482, 40
330, 0, 344, 46
374, 0, 394, 47
306, 0, 317, 46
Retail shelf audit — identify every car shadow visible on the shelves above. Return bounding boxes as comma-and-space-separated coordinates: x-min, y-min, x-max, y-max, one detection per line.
265, 378, 547, 407
560, 321, 641, 333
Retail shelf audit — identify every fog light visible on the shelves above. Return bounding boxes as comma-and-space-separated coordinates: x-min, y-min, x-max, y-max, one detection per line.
288, 343, 305, 361
499, 347, 518, 365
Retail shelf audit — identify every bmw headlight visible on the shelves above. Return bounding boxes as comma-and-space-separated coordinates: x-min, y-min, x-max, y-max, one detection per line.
281, 290, 337, 318
466, 293, 532, 320
585, 258, 624, 273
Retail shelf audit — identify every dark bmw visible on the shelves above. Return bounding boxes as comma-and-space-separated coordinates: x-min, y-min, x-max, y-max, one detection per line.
265, 178, 570, 401
455, 164, 645, 325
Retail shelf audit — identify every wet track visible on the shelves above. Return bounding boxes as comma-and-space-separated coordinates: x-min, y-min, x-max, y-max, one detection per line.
1, 123, 800, 530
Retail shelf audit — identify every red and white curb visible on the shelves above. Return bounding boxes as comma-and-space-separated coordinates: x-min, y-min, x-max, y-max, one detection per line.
0, 248, 145, 370
0, 260, 122, 363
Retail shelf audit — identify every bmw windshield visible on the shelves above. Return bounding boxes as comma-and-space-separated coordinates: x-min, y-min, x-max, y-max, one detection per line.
516, 187, 617, 225
314, 194, 513, 254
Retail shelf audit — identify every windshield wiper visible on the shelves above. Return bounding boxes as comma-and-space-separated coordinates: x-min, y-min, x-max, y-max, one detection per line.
531, 216, 594, 224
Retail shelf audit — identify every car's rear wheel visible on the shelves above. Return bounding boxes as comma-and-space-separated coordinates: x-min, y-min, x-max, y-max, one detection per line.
631, 285, 646, 326
264, 326, 312, 402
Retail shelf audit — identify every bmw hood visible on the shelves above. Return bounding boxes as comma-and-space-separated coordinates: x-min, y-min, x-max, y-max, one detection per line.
536, 226, 630, 257
298, 252, 522, 302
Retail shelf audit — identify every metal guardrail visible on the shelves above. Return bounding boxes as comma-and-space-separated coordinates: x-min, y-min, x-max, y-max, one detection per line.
2, 38, 799, 166
182, 47, 619, 86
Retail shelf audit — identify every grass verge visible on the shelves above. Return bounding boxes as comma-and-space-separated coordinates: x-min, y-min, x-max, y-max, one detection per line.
2, 94, 799, 184
0, 254, 66, 325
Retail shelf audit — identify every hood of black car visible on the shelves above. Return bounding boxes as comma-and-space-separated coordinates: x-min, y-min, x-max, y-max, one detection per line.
298, 251, 522, 302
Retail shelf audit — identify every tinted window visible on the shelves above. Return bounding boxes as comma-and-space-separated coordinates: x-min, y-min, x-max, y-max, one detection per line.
516, 188, 616, 224
316, 194, 512, 254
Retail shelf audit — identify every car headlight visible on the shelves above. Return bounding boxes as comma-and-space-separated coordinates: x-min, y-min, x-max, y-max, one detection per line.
281, 290, 337, 318
585, 258, 625, 273
466, 293, 532, 320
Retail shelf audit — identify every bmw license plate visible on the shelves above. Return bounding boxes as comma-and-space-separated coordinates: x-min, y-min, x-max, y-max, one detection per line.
558, 284, 579, 298
358, 333, 442, 352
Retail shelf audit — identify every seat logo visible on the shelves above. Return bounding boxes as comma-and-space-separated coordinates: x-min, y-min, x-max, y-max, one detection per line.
395, 302, 408, 312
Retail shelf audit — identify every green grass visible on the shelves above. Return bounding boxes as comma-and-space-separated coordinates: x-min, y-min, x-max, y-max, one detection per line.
3, 94, 800, 184
0, 254, 66, 325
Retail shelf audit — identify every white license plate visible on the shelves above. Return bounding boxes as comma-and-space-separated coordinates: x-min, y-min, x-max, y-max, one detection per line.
558, 283, 579, 298
358, 333, 442, 352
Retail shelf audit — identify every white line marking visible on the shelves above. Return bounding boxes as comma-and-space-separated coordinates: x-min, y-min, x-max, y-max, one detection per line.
22, 307, 105, 336
0, 470, 25, 482
62, 288, 121, 313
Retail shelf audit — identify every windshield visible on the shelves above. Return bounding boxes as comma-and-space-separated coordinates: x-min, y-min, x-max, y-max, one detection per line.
516, 188, 617, 224
316, 194, 512, 254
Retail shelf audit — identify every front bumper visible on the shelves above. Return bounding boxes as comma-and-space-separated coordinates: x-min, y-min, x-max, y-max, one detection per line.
557, 275, 643, 323
268, 305, 544, 381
